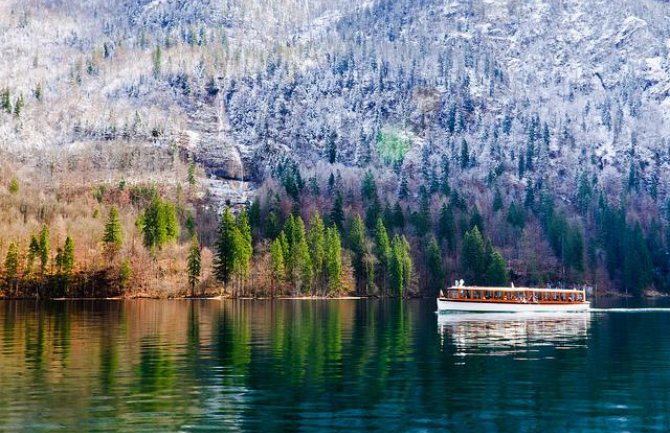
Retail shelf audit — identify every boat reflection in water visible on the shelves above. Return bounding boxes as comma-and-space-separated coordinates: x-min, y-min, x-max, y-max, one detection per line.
438, 312, 591, 358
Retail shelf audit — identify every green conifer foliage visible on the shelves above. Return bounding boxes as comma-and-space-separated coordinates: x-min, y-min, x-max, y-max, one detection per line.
27, 235, 40, 274
349, 215, 367, 293
330, 192, 345, 230
325, 226, 342, 294
270, 238, 286, 295
485, 251, 509, 286
374, 217, 392, 293
214, 208, 237, 292
8, 177, 19, 194
308, 214, 326, 290
438, 203, 456, 252
389, 235, 412, 297
461, 227, 486, 285
187, 236, 201, 296
62, 236, 75, 276
4, 242, 19, 279
103, 206, 123, 255
426, 236, 445, 293
38, 225, 50, 274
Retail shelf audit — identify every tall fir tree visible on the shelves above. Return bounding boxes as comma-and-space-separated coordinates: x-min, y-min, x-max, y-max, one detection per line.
39, 225, 50, 274
187, 236, 201, 296
214, 208, 237, 293
27, 235, 40, 274
349, 215, 367, 294
325, 226, 342, 294
102, 206, 123, 256
233, 210, 253, 295
308, 214, 326, 291
485, 251, 509, 286
62, 236, 75, 276
426, 237, 445, 293
374, 217, 392, 294
461, 227, 486, 285
270, 238, 286, 296
330, 192, 345, 231
438, 203, 456, 252
4, 242, 19, 279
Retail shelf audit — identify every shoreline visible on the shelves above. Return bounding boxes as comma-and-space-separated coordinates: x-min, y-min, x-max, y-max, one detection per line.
0, 291, 667, 301
0, 294, 404, 301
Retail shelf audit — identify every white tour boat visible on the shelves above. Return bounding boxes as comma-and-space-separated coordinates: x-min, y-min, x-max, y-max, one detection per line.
437, 280, 590, 313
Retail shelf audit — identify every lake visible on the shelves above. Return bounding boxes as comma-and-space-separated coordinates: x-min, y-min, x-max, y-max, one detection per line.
1, 298, 670, 432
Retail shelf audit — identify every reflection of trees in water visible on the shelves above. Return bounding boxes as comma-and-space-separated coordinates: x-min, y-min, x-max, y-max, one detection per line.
9, 302, 670, 431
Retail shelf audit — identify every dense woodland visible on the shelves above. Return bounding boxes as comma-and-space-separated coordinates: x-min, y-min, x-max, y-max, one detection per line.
2, 0, 670, 296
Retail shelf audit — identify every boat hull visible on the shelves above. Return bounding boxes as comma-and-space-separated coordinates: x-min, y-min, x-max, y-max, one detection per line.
436, 298, 590, 313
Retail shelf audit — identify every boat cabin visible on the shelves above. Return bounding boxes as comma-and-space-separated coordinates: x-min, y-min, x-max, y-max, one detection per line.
442, 286, 586, 304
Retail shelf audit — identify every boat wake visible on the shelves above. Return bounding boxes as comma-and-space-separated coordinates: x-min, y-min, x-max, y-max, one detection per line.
591, 308, 670, 313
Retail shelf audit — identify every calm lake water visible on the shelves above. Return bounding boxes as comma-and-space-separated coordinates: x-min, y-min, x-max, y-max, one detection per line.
2, 298, 670, 432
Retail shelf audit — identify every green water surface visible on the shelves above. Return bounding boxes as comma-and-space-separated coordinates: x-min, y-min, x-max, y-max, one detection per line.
1, 299, 669, 432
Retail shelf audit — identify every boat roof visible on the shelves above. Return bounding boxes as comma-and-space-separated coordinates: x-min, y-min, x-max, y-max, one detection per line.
448, 286, 585, 294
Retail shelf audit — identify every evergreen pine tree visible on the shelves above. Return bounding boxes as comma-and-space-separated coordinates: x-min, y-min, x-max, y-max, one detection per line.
507, 201, 526, 229
492, 189, 503, 212
141, 195, 167, 250
524, 180, 535, 208
361, 171, 378, 202
349, 215, 367, 294
485, 251, 508, 286
4, 242, 19, 279
8, 177, 18, 194
13, 94, 24, 117
265, 211, 280, 239
461, 227, 486, 285
308, 214, 326, 291
34, 82, 43, 101
441, 155, 450, 196
438, 203, 456, 252
187, 159, 197, 186
1, 88, 11, 113
152, 45, 162, 78
398, 176, 409, 199
102, 206, 123, 256
234, 210, 253, 294
325, 226, 342, 294
330, 192, 345, 231
187, 236, 201, 296
163, 201, 180, 243
214, 208, 236, 293
577, 172, 592, 214
27, 235, 40, 274
470, 205, 484, 234
374, 217, 392, 294
426, 237, 445, 293
119, 259, 132, 290
389, 235, 412, 297
327, 133, 337, 163
270, 238, 285, 296
249, 198, 261, 230
286, 216, 312, 293
185, 211, 195, 237
38, 225, 49, 274
62, 236, 75, 276
400, 236, 412, 295
460, 138, 469, 168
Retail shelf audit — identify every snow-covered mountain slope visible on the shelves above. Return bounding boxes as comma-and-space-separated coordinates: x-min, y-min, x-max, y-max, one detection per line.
1, 0, 670, 207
